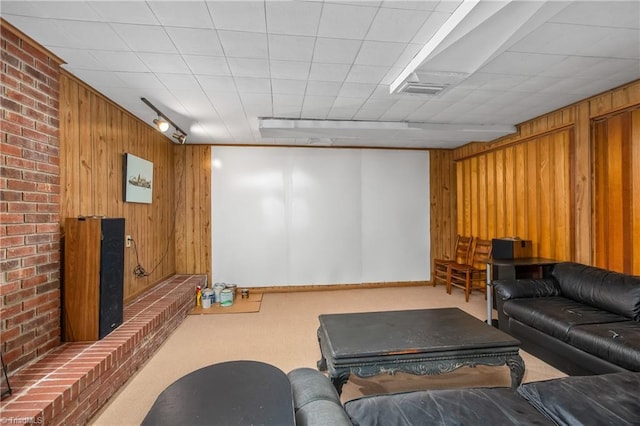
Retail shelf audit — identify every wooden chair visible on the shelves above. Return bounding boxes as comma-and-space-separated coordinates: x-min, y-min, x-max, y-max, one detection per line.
432, 235, 473, 287
447, 238, 493, 302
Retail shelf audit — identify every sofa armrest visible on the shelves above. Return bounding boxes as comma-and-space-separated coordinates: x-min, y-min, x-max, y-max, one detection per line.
493, 278, 561, 301
288, 368, 352, 426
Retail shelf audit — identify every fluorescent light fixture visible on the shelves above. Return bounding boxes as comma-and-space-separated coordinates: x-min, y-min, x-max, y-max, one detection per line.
390, 0, 480, 94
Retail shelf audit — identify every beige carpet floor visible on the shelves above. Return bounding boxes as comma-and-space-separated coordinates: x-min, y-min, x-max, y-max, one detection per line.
90, 285, 566, 425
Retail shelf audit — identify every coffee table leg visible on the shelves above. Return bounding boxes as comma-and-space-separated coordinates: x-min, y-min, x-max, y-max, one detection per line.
507, 355, 525, 388
316, 327, 327, 371
330, 370, 350, 395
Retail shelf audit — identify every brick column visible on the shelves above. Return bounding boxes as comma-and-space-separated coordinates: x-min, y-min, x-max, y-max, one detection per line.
1, 20, 62, 373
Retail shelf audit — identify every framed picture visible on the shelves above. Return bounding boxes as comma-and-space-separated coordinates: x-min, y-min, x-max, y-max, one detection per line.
124, 153, 153, 204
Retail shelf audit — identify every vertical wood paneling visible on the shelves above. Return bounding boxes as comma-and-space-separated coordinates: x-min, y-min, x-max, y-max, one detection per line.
632, 109, 640, 274
455, 130, 572, 262
430, 150, 457, 265
60, 71, 176, 302
593, 108, 638, 275
175, 145, 212, 285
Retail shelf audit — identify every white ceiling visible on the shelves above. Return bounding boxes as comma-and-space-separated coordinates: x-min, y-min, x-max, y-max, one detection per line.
2, 1, 639, 148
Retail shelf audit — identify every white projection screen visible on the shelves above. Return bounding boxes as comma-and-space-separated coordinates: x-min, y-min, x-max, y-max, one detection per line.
211, 147, 430, 287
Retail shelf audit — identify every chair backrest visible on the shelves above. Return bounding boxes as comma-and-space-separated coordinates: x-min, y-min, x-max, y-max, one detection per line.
469, 238, 493, 269
454, 235, 473, 264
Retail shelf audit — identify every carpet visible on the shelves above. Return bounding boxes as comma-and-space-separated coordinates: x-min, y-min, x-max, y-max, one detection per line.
189, 291, 262, 314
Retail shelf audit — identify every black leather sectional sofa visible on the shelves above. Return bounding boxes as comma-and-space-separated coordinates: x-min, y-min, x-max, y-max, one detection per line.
289, 367, 640, 426
493, 262, 640, 375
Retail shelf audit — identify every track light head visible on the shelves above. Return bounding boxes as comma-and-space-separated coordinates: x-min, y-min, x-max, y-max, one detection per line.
173, 132, 187, 144
153, 117, 169, 133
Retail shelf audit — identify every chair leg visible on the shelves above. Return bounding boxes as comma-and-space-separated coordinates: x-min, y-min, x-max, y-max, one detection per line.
464, 271, 471, 302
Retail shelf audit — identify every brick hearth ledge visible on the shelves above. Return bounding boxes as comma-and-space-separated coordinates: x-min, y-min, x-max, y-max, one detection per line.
0, 274, 202, 425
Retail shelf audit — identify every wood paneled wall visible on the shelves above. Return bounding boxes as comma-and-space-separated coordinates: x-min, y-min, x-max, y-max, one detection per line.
174, 145, 212, 285
454, 130, 572, 260
592, 107, 640, 274
448, 79, 640, 275
429, 150, 457, 262
60, 71, 176, 302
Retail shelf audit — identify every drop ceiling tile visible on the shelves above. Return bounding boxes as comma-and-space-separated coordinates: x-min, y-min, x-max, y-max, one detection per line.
2, 16, 71, 49
305, 81, 343, 96
166, 27, 224, 56
312, 38, 362, 64
266, 1, 322, 36
227, 58, 270, 78
137, 53, 190, 73
308, 63, 351, 82
273, 94, 304, 108
184, 55, 231, 76
301, 101, 332, 119
207, 1, 266, 32
272, 79, 307, 95
239, 93, 273, 116
59, 20, 130, 51
366, 7, 430, 42
197, 75, 237, 92
89, 50, 148, 73
270, 60, 310, 80
2, 1, 101, 20
355, 41, 406, 66
317, 3, 379, 40
480, 52, 566, 76
218, 31, 268, 59
338, 82, 376, 98
53, 47, 103, 70
147, 1, 214, 29
89, 1, 158, 25
157, 74, 202, 91
67, 69, 127, 88
235, 77, 272, 94
550, 1, 640, 28
111, 23, 176, 53
268, 34, 316, 62
410, 11, 452, 44
114, 72, 165, 89
345, 65, 390, 84
381, 1, 440, 11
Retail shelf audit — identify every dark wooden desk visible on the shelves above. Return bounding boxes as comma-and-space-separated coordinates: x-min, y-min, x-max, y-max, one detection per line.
317, 308, 524, 395
485, 257, 562, 325
141, 361, 295, 426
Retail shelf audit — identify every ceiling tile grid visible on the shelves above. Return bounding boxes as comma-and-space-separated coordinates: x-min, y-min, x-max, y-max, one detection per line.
1, 0, 638, 147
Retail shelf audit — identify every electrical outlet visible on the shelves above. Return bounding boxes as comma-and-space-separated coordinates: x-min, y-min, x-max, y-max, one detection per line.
126, 235, 132, 248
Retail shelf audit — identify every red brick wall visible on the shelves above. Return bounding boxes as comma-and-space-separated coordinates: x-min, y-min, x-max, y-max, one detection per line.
1, 21, 62, 373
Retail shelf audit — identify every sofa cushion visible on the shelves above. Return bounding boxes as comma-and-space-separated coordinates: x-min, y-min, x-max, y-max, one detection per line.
517, 371, 640, 425
567, 321, 640, 371
503, 297, 628, 341
344, 388, 553, 426
551, 262, 640, 320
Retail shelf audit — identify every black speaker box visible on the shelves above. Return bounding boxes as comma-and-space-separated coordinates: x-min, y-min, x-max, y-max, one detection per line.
492, 238, 533, 259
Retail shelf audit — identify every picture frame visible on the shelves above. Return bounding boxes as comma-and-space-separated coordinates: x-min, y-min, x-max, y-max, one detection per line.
124, 153, 153, 204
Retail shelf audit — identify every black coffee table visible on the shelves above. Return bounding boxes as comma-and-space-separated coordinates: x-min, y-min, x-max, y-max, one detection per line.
317, 308, 524, 394
141, 361, 295, 426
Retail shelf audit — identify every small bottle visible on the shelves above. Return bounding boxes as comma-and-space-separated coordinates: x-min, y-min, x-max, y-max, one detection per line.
196, 286, 202, 307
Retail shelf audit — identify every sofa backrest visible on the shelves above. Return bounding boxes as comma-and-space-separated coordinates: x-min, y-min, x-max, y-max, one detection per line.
551, 262, 640, 320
